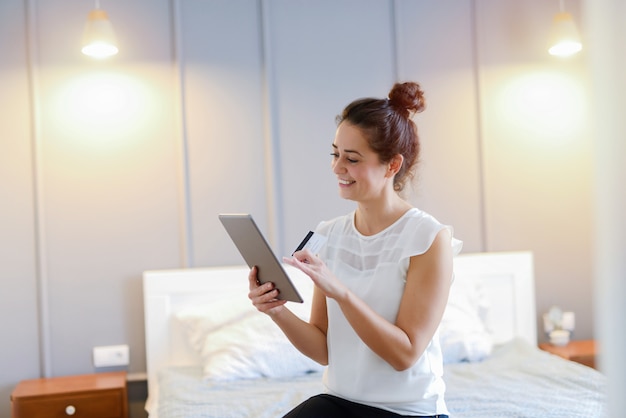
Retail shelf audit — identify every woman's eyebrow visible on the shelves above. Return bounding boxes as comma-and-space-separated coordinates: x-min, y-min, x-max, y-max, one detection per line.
331, 143, 363, 156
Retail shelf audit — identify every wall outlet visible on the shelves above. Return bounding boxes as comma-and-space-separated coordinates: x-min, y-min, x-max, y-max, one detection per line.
93, 344, 129, 368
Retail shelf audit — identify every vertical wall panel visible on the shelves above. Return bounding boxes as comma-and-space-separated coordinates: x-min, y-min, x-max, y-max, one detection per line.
476, 0, 594, 340
270, 0, 396, 254
396, 0, 483, 251
0, 0, 41, 414
35, 0, 182, 375
179, 0, 269, 267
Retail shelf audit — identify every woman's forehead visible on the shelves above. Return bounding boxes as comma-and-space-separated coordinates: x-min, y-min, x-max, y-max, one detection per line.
333, 123, 371, 152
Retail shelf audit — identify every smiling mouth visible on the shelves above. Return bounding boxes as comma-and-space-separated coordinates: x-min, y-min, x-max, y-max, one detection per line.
338, 179, 355, 185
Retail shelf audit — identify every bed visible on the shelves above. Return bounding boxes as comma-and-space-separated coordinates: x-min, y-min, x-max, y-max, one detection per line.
143, 251, 607, 417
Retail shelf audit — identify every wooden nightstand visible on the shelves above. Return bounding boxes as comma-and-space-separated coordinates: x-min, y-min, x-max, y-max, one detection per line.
11, 371, 128, 418
539, 339, 597, 369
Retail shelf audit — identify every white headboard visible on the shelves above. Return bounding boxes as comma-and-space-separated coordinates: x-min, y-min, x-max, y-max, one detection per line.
143, 251, 535, 412
452, 251, 536, 345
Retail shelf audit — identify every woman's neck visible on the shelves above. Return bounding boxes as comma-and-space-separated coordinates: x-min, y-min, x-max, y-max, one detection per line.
354, 195, 412, 236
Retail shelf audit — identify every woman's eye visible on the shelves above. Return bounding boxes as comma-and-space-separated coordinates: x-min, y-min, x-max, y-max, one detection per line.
330, 152, 358, 164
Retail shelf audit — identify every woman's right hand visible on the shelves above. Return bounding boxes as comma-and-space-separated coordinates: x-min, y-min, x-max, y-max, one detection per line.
247, 266, 288, 316
283, 250, 348, 302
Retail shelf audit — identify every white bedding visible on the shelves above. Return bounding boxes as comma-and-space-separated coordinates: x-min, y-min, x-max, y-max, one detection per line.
157, 368, 322, 418
144, 252, 607, 417
444, 339, 607, 417
155, 340, 607, 418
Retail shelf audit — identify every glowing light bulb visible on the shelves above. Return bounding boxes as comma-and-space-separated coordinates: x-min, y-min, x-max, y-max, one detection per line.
548, 12, 582, 57
82, 9, 118, 59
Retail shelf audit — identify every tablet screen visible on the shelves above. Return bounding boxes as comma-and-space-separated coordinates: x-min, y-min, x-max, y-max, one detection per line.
218, 213, 303, 303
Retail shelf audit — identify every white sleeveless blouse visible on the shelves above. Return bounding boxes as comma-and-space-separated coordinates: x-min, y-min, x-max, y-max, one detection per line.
315, 208, 463, 415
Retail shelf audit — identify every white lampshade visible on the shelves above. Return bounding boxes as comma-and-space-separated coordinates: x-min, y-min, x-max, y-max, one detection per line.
548, 11, 582, 57
81, 9, 118, 59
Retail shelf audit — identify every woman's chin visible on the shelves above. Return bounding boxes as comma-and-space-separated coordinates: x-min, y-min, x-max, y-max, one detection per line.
338, 190, 357, 201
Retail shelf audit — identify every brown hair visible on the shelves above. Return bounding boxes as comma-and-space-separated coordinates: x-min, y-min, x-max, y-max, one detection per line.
336, 82, 426, 192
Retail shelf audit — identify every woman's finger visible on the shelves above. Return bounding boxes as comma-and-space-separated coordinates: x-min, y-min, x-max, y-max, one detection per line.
292, 248, 317, 264
248, 266, 260, 290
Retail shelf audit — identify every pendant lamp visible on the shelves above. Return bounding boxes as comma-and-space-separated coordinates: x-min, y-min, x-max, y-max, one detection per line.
81, 1, 118, 59
548, 0, 582, 57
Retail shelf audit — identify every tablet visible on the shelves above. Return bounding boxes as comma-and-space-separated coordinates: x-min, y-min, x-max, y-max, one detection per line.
218, 213, 303, 303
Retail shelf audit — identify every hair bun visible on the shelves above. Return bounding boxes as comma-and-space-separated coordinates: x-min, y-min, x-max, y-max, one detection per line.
388, 82, 426, 117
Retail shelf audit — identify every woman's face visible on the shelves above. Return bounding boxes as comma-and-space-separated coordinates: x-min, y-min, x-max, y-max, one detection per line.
331, 123, 393, 203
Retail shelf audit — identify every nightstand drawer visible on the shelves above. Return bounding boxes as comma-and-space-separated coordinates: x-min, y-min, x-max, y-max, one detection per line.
12, 389, 124, 417
11, 372, 128, 418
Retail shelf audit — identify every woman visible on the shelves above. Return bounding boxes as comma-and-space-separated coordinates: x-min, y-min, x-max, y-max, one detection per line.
248, 81, 462, 417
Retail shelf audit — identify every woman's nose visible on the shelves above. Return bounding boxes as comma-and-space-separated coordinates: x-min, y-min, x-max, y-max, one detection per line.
332, 160, 344, 174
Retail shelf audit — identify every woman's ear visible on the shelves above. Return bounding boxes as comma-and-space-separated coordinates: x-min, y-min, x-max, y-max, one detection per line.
387, 154, 404, 177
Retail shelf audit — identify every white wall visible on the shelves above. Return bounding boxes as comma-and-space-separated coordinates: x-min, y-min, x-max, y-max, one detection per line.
584, 0, 626, 416
0, 0, 601, 416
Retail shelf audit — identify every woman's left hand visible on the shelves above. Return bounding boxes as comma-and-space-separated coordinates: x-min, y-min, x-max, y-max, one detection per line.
283, 250, 348, 301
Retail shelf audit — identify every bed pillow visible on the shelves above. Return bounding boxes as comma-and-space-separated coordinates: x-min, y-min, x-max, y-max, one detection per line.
192, 310, 324, 381
439, 273, 493, 364
175, 297, 257, 350
176, 265, 323, 381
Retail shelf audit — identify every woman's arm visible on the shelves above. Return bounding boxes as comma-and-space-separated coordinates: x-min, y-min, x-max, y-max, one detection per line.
248, 267, 329, 365
286, 228, 453, 371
